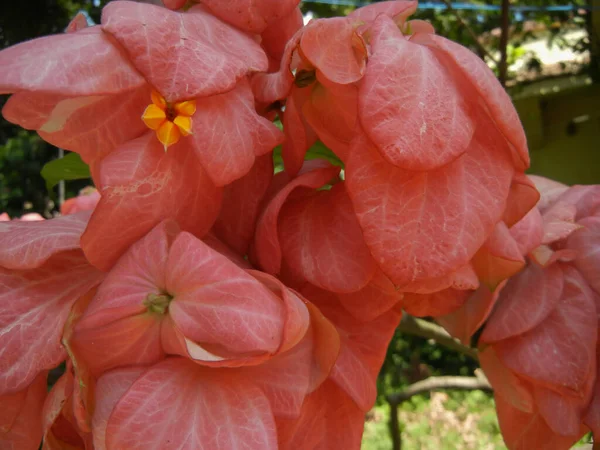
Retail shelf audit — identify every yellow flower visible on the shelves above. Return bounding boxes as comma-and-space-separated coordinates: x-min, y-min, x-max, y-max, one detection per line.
141, 91, 196, 151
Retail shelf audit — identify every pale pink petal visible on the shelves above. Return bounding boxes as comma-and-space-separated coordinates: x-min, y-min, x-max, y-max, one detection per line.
277, 379, 364, 450
302, 82, 359, 160
82, 220, 177, 321
92, 367, 147, 450
309, 288, 401, 411
0, 27, 144, 95
400, 263, 479, 295
102, 2, 268, 102
212, 155, 274, 255
534, 383, 593, 437
481, 263, 564, 343
0, 253, 102, 395
510, 207, 544, 256
0, 212, 90, 270
189, 79, 283, 186
346, 129, 513, 286
541, 201, 581, 244
106, 358, 278, 450
337, 269, 402, 321
247, 270, 311, 354
239, 332, 313, 419
281, 86, 318, 177
529, 175, 569, 213
437, 285, 502, 345
66, 13, 89, 33
503, 173, 540, 227
251, 29, 300, 104
279, 183, 377, 293
300, 17, 367, 85
494, 266, 597, 394
261, 7, 304, 62
200, 0, 300, 33
471, 221, 525, 289
403, 288, 468, 318
478, 346, 534, 413
495, 396, 586, 450
166, 232, 285, 356
81, 133, 222, 271
568, 216, 600, 294
61, 189, 101, 216
359, 16, 473, 171
427, 34, 529, 170
348, 1, 417, 23
253, 163, 341, 275
72, 314, 164, 377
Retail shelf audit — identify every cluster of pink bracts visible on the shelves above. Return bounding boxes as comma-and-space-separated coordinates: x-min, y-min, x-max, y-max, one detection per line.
0, 0, 598, 449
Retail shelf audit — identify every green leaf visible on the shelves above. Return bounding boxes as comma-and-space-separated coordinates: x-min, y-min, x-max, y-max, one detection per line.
304, 141, 344, 167
272, 141, 344, 174
41, 152, 91, 191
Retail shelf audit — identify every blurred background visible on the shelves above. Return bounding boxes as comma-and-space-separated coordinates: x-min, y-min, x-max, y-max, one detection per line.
0, 1, 598, 448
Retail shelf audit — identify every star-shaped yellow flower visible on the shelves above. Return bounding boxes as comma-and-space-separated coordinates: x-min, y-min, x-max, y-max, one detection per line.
142, 91, 196, 151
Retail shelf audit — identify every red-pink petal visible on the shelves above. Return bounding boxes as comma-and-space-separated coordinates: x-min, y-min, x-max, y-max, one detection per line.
300, 17, 367, 85
281, 86, 318, 177
106, 358, 278, 450
81, 133, 222, 271
92, 367, 147, 450
359, 16, 473, 171
212, 154, 274, 255
494, 266, 597, 394
166, 233, 285, 356
510, 207, 544, 256
102, 2, 268, 102
348, 1, 417, 22
0, 253, 102, 395
200, 0, 300, 33
302, 82, 359, 160
481, 263, 564, 343
0, 373, 47, 450
4, 87, 150, 165
261, 7, 304, 62
471, 221, 525, 289
568, 216, 600, 294
277, 379, 364, 450
190, 79, 283, 186
346, 130, 513, 286
403, 288, 469, 318
0, 212, 90, 270
337, 269, 402, 321
427, 34, 529, 170
502, 173, 540, 227
437, 285, 502, 344
495, 396, 586, 450
253, 163, 341, 275
279, 183, 377, 293
0, 26, 144, 96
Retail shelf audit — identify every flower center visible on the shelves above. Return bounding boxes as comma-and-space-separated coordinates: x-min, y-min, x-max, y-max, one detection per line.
143, 292, 173, 315
141, 91, 197, 151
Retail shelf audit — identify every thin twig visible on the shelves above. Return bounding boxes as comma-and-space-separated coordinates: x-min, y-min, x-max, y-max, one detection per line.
387, 375, 493, 405
397, 315, 478, 360
440, 0, 498, 65
499, 0, 511, 86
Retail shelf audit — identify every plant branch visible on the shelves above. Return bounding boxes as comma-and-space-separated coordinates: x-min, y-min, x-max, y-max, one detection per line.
440, 0, 498, 65
397, 315, 478, 360
498, 0, 511, 86
387, 375, 493, 405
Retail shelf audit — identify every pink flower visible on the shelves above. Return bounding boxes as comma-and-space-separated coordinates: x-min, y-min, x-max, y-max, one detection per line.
436, 176, 600, 448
